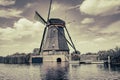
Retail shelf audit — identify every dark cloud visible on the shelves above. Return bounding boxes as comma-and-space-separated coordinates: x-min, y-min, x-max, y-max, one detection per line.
94, 13, 120, 28
14, 0, 37, 8
55, 0, 83, 6
0, 18, 19, 28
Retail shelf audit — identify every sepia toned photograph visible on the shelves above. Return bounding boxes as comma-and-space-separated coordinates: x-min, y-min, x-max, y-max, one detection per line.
0, 0, 120, 80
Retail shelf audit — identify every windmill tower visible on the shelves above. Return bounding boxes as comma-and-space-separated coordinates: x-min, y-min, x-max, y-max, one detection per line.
34, 0, 77, 62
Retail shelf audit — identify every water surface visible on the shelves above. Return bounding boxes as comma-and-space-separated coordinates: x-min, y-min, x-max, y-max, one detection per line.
0, 62, 120, 80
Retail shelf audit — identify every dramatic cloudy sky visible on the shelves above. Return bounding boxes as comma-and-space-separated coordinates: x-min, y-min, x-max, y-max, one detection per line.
0, 0, 120, 56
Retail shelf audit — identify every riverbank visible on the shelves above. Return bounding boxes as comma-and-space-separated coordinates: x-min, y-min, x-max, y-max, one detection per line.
0, 54, 30, 64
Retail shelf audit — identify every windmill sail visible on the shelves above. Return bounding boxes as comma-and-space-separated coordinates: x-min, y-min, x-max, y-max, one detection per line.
39, 27, 47, 53
34, 11, 47, 25
47, 0, 52, 21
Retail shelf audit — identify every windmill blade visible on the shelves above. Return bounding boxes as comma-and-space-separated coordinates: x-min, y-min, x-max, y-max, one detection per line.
64, 26, 77, 53
47, 0, 52, 21
39, 27, 47, 54
34, 11, 47, 25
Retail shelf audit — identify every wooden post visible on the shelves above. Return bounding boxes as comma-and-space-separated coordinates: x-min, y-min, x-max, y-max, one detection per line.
108, 56, 111, 64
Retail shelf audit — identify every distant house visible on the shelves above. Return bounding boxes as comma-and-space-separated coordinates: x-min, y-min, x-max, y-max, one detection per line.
80, 53, 98, 61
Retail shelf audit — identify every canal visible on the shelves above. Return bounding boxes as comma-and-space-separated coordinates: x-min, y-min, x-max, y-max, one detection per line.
0, 63, 120, 80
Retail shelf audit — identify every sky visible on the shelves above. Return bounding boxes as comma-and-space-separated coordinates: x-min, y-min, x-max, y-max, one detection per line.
0, 0, 120, 56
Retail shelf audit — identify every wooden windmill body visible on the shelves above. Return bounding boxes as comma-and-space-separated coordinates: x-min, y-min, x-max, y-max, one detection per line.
42, 19, 69, 55
34, 0, 77, 62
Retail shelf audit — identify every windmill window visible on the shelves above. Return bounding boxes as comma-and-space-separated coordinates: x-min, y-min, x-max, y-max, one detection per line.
53, 28, 56, 32
52, 44, 55, 48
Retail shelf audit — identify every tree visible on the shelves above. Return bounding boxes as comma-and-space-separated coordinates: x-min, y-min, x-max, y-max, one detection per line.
71, 50, 80, 61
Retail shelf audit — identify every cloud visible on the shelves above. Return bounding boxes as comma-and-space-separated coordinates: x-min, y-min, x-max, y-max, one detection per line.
100, 21, 120, 34
51, 2, 79, 11
68, 4, 80, 10
116, 42, 120, 47
80, 0, 120, 16
0, 18, 44, 55
25, 3, 32, 8
88, 26, 101, 32
84, 21, 120, 42
51, 2, 61, 11
0, 0, 15, 6
93, 37, 106, 42
0, 18, 44, 40
0, 9, 22, 18
77, 40, 99, 53
81, 18, 95, 24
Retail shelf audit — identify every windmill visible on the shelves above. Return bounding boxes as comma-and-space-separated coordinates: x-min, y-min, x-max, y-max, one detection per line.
34, 0, 78, 62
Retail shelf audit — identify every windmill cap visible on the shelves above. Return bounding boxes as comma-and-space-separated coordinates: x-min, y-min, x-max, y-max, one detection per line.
49, 18, 65, 26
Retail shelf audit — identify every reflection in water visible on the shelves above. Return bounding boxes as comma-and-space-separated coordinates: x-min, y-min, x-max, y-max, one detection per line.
40, 62, 69, 80
102, 63, 120, 71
